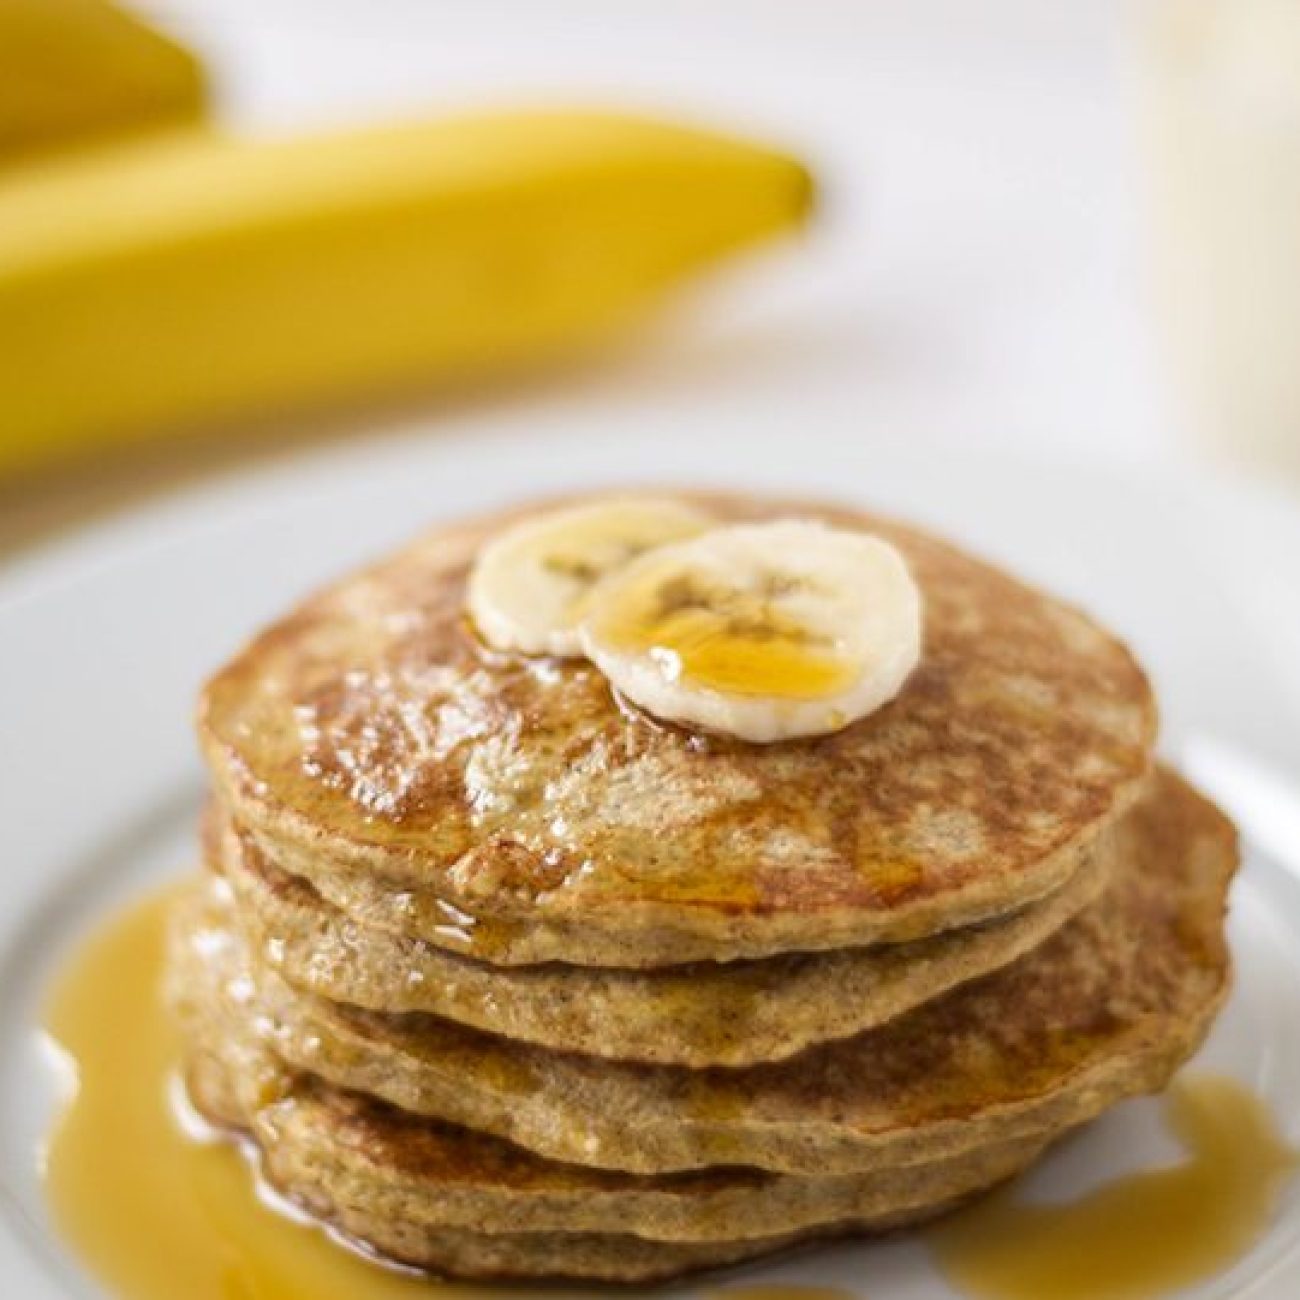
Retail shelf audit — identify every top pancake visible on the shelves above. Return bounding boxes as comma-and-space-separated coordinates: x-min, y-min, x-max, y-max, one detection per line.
199, 492, 1156, 966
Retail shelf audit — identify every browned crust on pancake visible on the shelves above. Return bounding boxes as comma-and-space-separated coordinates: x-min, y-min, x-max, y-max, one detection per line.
180, 1036, 1046, 1247
175, 767, 1236, 1178
192, 1043, 993, 1283
209, 802, 1114, 1066
199, 492, 1157, 965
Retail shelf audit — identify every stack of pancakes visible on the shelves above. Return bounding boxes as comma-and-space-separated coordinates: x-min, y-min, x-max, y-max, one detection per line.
167, 494, 1237, 1284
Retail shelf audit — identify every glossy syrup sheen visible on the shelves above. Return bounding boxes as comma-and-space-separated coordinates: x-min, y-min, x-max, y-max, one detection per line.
929, 1075, 1299, 1300
590, 562, 854, 699
40, 888, 1298, 1300
42, 886, 486, 1300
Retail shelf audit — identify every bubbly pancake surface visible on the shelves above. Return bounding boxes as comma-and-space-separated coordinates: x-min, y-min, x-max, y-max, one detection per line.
199, 493, 1157, 965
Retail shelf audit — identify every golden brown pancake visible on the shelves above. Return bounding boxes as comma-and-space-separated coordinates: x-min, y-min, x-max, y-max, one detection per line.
178, 767, 1234, 1178
210, 805, 1114, 1067
177, 1004, 1047, 1248
198, 1031, 991, 1282
198, 492, 1156, 966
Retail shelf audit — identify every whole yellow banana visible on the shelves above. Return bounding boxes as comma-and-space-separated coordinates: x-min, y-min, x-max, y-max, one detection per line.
0, 0, 205, 160
0, 112, 812, 479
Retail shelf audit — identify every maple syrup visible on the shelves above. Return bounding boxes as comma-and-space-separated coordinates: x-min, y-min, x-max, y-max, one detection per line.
41, 886, 485, 1300
587, 559, 855, 699
39, 887, 1298, 1300
929, 1075, 1298, 1300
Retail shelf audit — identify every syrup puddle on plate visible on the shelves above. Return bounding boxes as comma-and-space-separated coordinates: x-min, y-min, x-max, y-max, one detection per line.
928, 1075, 1299, 1300
39, 885, 1299, 1300
41, 885, 484, 1300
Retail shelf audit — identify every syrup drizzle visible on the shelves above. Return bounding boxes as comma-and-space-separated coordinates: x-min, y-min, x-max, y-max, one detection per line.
41, 886, 482, 1300
39, 886, 1298, 1300
590, 559, 855, 700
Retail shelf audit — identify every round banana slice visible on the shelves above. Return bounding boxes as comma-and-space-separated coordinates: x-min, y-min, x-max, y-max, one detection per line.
579, 520, 923, 743
467, 498, 715, 656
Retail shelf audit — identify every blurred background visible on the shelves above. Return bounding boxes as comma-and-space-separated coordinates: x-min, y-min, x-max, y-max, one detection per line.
2, 0, 1299, 559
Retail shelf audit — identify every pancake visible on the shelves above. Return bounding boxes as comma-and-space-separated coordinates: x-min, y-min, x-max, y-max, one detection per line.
193, 1033, 986, 1283
211, 805, 1115, 1067
198, 491, 1156, 967
176, 992, 1048, 1249
184, 768, 1234, 1177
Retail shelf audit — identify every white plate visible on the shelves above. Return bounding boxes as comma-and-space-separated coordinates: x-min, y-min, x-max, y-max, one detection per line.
3, 418, 1300, 1299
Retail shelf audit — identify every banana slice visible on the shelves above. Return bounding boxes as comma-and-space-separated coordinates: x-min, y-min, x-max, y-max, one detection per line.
579, 520, 922, 742
467, 498, 715, 656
